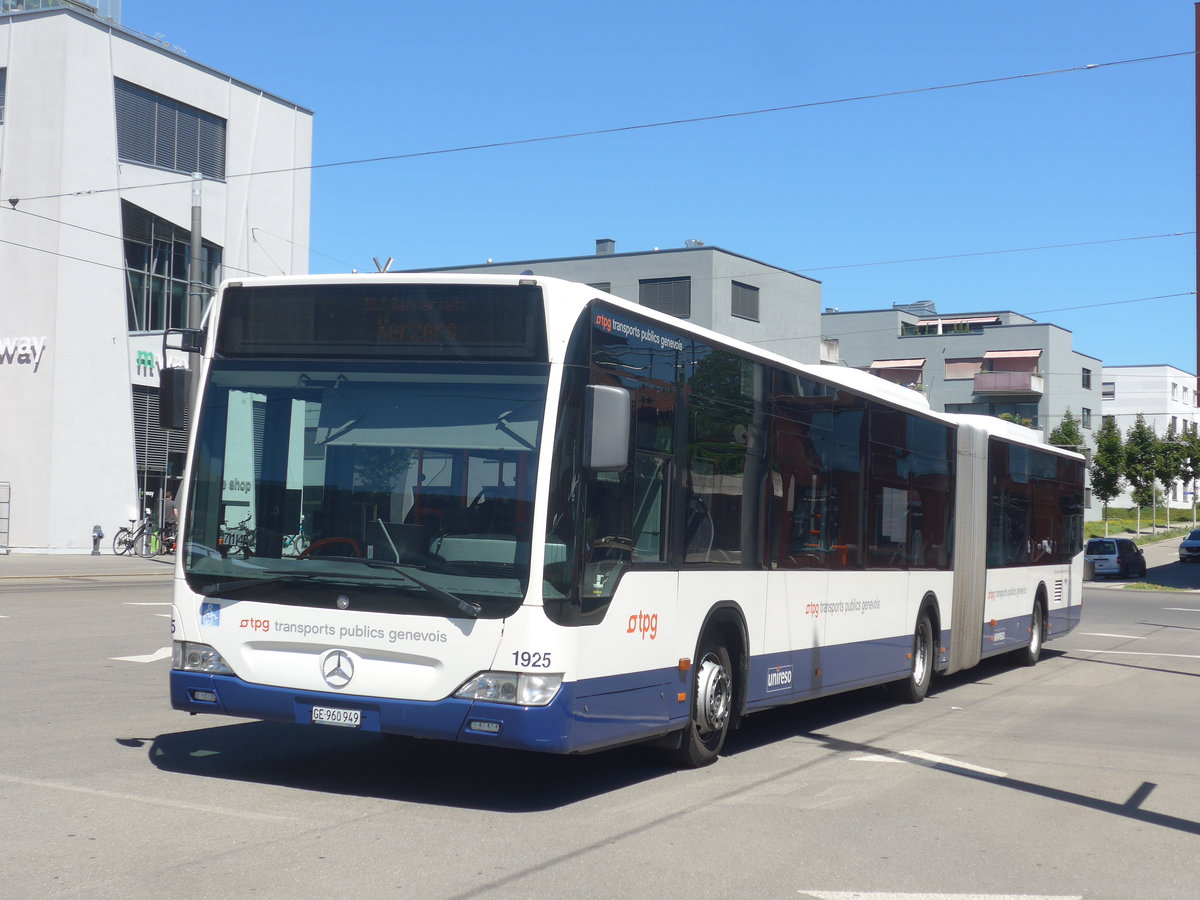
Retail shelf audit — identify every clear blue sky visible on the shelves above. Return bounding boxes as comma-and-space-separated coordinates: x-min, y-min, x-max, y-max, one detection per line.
123, 0, 1196, 375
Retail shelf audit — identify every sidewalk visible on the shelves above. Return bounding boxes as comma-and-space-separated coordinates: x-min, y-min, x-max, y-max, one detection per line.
0, 550, 174, 580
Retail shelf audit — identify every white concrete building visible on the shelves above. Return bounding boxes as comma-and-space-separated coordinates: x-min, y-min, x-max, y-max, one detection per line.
1101, 365, 1200, 511
0, 4, 312, 551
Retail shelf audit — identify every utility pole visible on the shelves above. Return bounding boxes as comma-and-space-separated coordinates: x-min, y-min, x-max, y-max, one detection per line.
188, 172, 204, 331
1195, 4, 1199, 400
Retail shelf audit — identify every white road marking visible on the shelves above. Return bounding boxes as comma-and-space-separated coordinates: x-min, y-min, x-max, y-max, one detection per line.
850, 750, 1007, 779
1162, 607, 1200, 612
111, 647, 172, 663
1080, 632, 1144, 639
0, 772, 296, 822
1075, 649, 1200, 660
801, 893, 1082, 899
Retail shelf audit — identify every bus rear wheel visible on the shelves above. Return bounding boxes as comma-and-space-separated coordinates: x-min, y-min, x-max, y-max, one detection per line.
1021, 601, 1045, 667
897, 610, 934, 703
669, 639, 732, 768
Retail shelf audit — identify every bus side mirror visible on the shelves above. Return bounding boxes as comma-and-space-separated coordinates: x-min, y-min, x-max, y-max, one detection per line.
164, 327, 205, 354
159, 367, 189, 431
584, 384, 630, 472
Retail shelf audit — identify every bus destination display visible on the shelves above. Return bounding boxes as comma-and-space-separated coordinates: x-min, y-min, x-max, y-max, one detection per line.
216, 282, 547, 361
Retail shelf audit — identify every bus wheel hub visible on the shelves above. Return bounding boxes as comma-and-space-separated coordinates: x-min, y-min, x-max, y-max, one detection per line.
696, 654, 730, 734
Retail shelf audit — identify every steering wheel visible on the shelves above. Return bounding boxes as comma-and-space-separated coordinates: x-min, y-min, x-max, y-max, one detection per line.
297, 536, 363, 558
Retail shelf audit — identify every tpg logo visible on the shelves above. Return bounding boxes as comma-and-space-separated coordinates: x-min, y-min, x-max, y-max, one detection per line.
136, 350, 158, 375
766, 664, 793, 692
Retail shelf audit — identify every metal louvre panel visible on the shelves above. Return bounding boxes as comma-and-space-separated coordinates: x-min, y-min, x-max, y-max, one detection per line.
114, 79, 155, 166
114, 78, 226, 179
132, 386, 189, 473
154, 99, 178, 170
0, 68, 6, 125
197, 114, 226, 179
176, 112, 200, 175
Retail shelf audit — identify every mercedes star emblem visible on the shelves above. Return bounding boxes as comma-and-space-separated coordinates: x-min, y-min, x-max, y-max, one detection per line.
321, 649, 354, 689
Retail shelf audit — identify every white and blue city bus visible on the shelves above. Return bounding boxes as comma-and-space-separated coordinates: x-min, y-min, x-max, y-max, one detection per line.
168, 274, 1084, 767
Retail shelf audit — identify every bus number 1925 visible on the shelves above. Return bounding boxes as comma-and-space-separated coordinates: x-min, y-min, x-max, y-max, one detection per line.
512, 651, 552, 668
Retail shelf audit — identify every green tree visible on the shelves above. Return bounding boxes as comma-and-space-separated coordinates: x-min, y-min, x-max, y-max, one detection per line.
1124, 414, 1160, 533
998, 411, 1034, 428
1090, 415, 1125, 534
1178, 426, 1200, 526
1154, 420, 1190, 527
1049, 409, 1085, 451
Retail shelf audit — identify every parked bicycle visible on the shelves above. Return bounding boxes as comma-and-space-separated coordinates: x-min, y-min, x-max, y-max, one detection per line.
281, 516, 308, 557
218, 513, 255, 559
112, 514, 156, 557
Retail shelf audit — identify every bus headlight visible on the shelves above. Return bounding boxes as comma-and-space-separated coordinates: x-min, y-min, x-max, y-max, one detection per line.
454, 672, 563, 707
172, 641, 234, 675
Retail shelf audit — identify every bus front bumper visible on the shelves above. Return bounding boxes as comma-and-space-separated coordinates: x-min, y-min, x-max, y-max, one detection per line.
171, 668, 680, 754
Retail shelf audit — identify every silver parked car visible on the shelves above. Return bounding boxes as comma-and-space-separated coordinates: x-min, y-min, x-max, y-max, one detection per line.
1085, 537, 1146, 579
1179, 529, 1200, 563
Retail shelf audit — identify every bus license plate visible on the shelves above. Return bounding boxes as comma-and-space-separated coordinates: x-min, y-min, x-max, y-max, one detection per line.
311, 705, 361, 728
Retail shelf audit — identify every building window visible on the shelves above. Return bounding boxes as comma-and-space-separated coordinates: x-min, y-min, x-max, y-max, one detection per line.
1171, 382, 1179, 400
1101, 381, 1115, 399
122, 201, 222, 332
1082, 368, 1091, 389
731, 281, 759, 322
114, 78, 227, 179
947, 402, 1038, 428
588, 282, 612, 294
1082, 408, 1092, 429
639, 277, 691, 318
1102, 415, 1115, 427
0, 68, 6, 126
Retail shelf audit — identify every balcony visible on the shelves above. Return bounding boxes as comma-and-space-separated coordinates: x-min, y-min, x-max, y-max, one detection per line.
973, 371, 1044, 395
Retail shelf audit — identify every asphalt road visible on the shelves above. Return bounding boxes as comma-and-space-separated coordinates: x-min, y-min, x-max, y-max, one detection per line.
0, 554, 1197, 899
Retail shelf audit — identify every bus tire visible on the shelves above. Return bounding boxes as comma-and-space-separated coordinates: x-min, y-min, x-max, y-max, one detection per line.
669, 638, 732, 768
1021, 600, 1045, 667
898, 610, 934, 703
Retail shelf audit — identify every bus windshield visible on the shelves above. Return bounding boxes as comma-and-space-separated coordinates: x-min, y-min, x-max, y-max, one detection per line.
183, 359, 547, 618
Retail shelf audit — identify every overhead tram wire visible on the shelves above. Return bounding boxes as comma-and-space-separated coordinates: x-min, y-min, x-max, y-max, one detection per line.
799, 233, 1195, 272
4, 191, 1190, 289
1, 197, 1193, 328
6, 51, 1193, 207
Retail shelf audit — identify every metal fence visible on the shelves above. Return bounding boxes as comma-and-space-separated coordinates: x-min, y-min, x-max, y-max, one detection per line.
0, 482, 10, 554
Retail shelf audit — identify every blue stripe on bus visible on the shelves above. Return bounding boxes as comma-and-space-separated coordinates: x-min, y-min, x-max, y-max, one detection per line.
980, 604, 1081, 658
170, 668, 686, 755
170, 613, 1077, 755
745, 637, 912, 709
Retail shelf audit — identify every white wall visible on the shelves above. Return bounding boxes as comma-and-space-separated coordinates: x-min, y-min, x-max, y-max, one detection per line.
0, 10, 311, 551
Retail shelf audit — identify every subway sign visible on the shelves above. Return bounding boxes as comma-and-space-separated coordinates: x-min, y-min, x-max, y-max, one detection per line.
0, 335, 48, 371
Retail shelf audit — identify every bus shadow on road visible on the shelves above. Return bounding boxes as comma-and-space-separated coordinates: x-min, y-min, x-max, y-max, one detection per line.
136, 651, 1068, 811
139, 721, 668, 811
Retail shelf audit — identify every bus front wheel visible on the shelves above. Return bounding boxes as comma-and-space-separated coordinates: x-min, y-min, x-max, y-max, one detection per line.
669, 639, 732, 768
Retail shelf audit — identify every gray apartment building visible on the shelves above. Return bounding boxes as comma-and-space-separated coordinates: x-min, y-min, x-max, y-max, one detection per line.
418, 239, 824, 365
821, 304, 1102, 512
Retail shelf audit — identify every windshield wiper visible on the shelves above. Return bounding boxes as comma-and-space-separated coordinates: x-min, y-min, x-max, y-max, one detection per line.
329, 558, 482, 618
200, 573, 294, 597
196, 561, 482, 618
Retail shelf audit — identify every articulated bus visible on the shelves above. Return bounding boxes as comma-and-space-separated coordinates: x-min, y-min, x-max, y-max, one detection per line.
168, 274, 1084, 767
